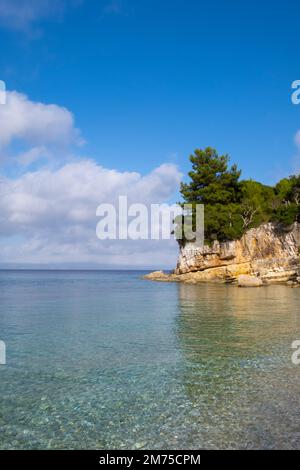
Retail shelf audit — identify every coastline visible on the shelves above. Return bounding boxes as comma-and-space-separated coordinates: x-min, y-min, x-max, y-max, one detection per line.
144, 222, 300, 287
143, 270, 300, 287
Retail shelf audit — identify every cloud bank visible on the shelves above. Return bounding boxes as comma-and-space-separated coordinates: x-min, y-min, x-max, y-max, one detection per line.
0, 91, 181, 267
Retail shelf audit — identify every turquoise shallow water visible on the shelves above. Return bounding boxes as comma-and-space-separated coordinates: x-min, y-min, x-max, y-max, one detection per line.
0, 270, 300, 449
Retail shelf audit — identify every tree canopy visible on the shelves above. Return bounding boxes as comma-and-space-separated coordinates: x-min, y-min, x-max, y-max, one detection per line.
179, 147, 300, 243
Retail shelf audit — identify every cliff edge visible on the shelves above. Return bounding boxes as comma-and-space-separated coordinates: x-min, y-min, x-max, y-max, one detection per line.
144, 222, 300, 285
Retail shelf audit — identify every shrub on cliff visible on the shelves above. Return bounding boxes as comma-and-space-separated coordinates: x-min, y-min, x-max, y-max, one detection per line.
272, 176, 300, 225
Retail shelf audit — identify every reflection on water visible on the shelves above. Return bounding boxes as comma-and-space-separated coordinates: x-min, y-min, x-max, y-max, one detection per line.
178, 283, 300, 362
0, 271, 300, 449
176, 284, 300, 448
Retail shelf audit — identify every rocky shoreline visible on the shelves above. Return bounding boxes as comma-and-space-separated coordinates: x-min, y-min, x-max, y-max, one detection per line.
144, 222, 300, 287
143, 270, 300, 287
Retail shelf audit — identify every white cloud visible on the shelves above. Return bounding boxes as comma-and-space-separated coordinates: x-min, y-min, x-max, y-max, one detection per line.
0, 90, 181, 267
16, 146, 51, 166
0, 91, 81, 149
0, 160, 181, 267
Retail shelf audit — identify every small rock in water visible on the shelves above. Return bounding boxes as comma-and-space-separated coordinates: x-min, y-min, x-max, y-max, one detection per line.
134, 442, 147, 449
238, 275, 263, 287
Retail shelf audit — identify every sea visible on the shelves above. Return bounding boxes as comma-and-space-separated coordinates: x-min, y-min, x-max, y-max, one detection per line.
0, 269, 300, 449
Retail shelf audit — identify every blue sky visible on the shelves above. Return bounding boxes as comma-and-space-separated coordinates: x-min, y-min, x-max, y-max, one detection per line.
1, 0, 299, 181
0, 0, 300, 267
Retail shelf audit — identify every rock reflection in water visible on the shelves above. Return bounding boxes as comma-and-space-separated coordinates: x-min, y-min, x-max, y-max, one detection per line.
175, 283, 300, 449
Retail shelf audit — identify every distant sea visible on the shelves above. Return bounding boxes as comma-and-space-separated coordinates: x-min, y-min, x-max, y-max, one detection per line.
0, 270, 300, 449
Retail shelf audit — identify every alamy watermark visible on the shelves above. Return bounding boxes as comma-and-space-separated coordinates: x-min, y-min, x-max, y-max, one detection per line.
291, 81, 300, 364
291, 340, 300, 365
96, 196, 204, 247
0, 340, 6, 365
0, 80, 6, 105
291, 80, 300, 104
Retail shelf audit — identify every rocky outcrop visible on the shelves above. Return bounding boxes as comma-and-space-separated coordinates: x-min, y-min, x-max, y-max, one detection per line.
143, 271, 168, 281
144, 223, 300, 285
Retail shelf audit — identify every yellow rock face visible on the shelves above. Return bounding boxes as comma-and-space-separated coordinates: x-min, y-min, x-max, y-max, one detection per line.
144, 223, 300, 284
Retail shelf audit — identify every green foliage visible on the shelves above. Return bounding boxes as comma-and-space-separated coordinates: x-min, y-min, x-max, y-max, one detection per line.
275, 175, 300, 206
239, 180, 275, 229
271, 203, 298, 226
204, 203, 244, 242
180, 147, 241, 205
179, 147, 300, 244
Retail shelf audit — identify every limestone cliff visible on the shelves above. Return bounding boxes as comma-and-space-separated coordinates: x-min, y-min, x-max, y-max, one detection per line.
145, 222, 300, 284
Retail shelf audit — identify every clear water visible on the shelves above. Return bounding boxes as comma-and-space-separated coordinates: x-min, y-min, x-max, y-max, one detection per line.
0, 270, 300, 449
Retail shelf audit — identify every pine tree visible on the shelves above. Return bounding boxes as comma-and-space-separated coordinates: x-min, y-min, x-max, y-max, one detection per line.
180, 147, 241, 205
